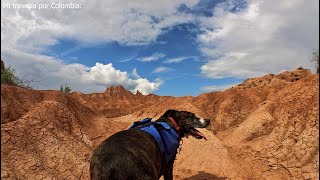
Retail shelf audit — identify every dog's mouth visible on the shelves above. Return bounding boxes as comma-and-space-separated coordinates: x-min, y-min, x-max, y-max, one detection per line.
187, 128, 207, 140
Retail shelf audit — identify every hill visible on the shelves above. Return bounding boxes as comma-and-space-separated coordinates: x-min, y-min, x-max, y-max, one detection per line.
1, 68, 319, 179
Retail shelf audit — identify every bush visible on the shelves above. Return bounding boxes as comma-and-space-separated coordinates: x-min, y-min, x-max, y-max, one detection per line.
297, 66, 304, 70
1, 66, 23, 86
310, 49, 319, 74
60, 83, 72, 94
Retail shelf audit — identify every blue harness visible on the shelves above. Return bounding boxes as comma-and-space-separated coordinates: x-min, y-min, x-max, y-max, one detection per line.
128, 118, 180, 165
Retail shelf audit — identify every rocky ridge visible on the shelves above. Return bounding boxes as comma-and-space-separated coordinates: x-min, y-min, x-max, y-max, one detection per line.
1, 68, 319, 179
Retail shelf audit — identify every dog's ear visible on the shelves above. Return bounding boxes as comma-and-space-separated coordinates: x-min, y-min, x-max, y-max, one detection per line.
162, 109, 177, 117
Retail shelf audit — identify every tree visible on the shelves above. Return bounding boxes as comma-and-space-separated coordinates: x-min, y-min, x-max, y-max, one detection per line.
310, 49, 319, 74
64, 83, 72, 94
59, 83, 72, 94
60, 84, 64, 92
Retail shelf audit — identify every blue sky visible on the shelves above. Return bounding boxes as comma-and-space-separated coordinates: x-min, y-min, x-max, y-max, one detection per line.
1, 0, 319, 96
46, 23, 241, 96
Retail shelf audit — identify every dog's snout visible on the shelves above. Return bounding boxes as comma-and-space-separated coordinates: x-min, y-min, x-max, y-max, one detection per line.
199, 118, 210, 127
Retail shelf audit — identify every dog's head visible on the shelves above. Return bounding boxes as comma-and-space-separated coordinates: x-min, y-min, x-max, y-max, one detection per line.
160, 109, 210, 140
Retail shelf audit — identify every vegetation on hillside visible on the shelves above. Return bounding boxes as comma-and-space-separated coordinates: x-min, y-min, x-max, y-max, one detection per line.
311, 49, 319, 73
60, 83, 72, 94
1, 65, 24, 86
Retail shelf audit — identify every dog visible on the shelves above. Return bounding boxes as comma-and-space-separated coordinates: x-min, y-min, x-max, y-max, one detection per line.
90, 109, 210, 180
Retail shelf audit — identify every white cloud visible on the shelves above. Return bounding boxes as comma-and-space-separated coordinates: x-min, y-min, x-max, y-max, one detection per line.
152, 66, 174, 73
199, 0, 319, 78
131, 68, 142, 79
119, 55, 137, 63
201, 83, 236, 92
163, 56, 197, 63
132, 78, 163, 95
2, 0, 318, 95
138, 53, 166, 62
1, 0, 199, 52
1, 48, 161, 95
1, 0, 198, 94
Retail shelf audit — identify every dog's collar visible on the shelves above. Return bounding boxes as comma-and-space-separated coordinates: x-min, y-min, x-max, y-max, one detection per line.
168, 117, 181, 133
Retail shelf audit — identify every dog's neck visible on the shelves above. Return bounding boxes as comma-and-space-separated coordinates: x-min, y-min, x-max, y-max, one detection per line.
168, 117, 180, 133
156, 117, 184, 138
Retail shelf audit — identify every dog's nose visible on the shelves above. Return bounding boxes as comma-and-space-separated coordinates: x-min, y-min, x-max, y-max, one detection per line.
204, 118, 210, 124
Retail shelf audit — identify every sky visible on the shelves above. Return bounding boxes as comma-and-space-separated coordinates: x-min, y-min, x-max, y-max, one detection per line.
1, 0, 319, 96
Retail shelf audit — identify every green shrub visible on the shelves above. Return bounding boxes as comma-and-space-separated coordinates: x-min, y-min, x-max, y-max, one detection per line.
1, 66, 23, 86
310, 49, 319, 74
59, 83, 72, 94
297, 66, 304, 70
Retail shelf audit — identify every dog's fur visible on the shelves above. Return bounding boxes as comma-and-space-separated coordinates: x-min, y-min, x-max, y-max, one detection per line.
90, 110, 210, 180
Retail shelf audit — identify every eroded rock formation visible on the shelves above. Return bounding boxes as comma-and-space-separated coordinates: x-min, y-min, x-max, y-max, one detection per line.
1, 69, 319, 179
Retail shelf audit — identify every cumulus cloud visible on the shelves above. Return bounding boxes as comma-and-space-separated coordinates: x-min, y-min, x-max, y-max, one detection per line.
1, 49, 161, 94
199, 0, 319, 78
1, 0, 197, 94
132, 78, 163, 94
1, 0, 199, 52
2, 0, 318, 95
138, 53, 166, 62
152, 66, 174, 73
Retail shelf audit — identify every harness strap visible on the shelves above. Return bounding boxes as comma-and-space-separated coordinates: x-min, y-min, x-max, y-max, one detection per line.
128, 118, 180, 175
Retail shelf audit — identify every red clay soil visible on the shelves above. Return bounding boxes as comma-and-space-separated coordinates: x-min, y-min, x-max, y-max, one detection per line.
1, 68, 319, 179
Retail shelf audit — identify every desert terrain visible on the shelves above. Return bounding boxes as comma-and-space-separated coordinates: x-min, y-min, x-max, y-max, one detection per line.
1, 68, 319, 180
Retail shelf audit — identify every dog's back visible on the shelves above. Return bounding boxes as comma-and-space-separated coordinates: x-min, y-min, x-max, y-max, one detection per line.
90, 129, 162, 180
